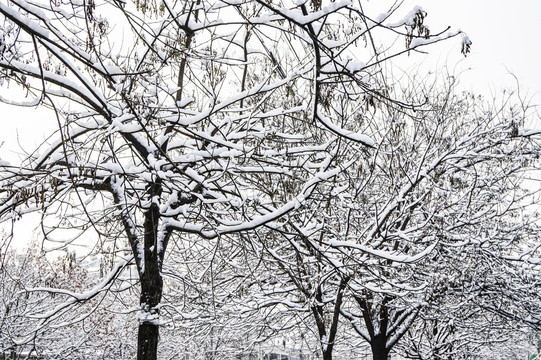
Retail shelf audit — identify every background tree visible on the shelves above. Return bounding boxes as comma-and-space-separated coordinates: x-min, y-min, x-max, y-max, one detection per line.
240, 73, 541, 359
329, 78, 540, 360
397, 240, 541, 360
0, 241, 137, 359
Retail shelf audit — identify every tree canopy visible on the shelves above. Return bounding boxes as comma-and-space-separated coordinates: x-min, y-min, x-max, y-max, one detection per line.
0, 0, 539, 359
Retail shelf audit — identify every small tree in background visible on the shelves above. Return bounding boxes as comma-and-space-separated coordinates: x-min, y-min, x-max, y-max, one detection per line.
0, 241, 137, 358
239, 74, 541, 359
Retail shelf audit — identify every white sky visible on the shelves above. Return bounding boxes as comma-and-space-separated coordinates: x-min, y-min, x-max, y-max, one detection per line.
400, 0, 541, 103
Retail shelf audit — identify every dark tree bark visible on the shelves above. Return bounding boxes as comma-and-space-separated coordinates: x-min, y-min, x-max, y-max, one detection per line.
137, 321, 160, 360
311, 278, 347, 360
137, 262, 163, 360
370, 336, 390, 360
347, 295, 418, 360
137, 185, 164, 360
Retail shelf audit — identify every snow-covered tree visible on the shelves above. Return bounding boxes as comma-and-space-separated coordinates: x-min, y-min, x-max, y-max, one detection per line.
241, 75, 541, 359
397, 244, 541, 360
0, 0, 470, 358
329, 80, 541, 360
0, 241, 137, 359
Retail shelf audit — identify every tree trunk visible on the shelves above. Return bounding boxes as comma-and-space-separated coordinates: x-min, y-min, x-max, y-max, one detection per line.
137, 265, 163, 360
371, 349, 390, 360
371, 336, 389, 360
137, 199, 164, 360
322, 348, 333, 360
137, 269, 163, 360
138, 321, 160, 360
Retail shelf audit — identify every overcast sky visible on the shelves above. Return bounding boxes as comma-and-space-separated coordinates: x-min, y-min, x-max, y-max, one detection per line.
400, 0, 541, 103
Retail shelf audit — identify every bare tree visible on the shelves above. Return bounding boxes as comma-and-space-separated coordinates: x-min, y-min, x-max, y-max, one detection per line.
332, 81, 540, 360
398, 244, 541, 360
0, 0, 468, 358
0, 241, 137, 359
241, 75, 540, 359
